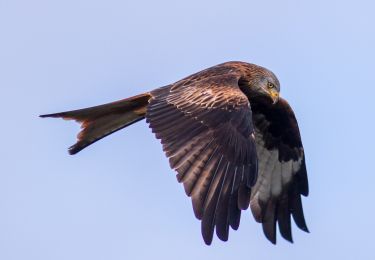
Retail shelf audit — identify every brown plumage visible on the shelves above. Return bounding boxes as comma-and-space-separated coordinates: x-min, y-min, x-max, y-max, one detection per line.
41, 61, 309, 245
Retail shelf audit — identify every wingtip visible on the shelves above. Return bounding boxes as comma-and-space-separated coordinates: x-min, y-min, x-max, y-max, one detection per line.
39, 114, 52, 118
216, 229, 229, 242
229, 219, 240, 230
39, 112, 71, 119
263, 224, 277, 245
301, 225, 310, 233
279, 230, 294, 243
281, 234, 294, 243
202, 224, 214, 246
203, 236, 213, 246
266, 236, 277, 245
39, 113, 54, 118
68, 144, 81, 155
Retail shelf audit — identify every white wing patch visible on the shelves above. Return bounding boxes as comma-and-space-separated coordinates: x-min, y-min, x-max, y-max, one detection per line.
250, 128, 302, 220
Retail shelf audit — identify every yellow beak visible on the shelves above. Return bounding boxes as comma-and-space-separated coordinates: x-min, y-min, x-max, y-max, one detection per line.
269, 89, 279, 104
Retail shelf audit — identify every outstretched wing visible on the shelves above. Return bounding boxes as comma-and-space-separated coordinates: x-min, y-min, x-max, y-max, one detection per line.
146, 73, 258, 245
250, 97, 309, 244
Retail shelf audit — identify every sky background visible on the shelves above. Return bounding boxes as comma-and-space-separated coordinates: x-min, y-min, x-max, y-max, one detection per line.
1, 0, 375, 259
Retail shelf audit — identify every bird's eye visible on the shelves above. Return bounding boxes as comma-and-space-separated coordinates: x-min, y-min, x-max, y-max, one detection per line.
267, 82, 275, 89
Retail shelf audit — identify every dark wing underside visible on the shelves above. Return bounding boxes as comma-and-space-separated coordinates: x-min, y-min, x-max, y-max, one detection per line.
146, 72, 258, 245
250, 97, 309, 244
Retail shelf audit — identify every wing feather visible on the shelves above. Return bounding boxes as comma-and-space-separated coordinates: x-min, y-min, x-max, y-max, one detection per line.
146, 71, 257, 244
250, 97, 309, 244
228, 167, 242, 230
215, 163, 235, 241
277, 196, 293, 242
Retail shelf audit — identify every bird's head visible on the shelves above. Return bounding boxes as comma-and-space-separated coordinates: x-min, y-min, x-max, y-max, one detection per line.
240, 65, 280, 104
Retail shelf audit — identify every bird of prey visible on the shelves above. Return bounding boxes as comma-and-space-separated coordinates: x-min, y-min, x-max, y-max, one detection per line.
41, 61, 309, 245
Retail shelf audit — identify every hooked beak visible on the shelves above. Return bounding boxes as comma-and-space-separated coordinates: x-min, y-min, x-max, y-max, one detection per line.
269, 89, 279, 104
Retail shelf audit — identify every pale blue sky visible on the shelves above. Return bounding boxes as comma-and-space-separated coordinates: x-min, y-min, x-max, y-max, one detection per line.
1, 0, 374, 259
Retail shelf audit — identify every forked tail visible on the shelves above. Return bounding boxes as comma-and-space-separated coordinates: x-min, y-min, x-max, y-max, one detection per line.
40, 93, 152, 154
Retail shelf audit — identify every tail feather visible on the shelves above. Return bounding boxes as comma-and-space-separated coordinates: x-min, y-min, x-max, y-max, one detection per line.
40, 93, 151, 154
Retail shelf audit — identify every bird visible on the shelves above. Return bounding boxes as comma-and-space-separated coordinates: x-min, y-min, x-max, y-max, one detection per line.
40, 61, 309, 245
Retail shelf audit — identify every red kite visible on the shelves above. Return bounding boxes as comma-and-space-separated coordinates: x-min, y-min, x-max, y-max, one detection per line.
41, 61, 309, 245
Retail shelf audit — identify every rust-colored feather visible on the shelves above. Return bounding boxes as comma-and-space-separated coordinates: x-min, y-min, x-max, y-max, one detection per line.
40, 93, 151, 154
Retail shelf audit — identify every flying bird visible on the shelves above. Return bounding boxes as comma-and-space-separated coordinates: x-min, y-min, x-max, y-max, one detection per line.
41, 61, 309, 245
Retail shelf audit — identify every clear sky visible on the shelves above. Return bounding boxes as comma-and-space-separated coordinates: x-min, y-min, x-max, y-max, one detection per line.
1, 0, 374, 259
